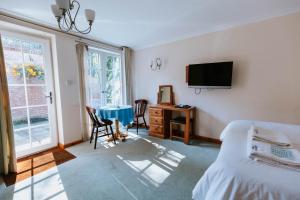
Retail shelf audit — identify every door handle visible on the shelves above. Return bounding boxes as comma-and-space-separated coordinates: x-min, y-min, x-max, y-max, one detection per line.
45, 92, 53, 104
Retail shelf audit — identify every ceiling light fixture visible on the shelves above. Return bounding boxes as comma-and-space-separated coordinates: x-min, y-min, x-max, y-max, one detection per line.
51, 0, 95, 34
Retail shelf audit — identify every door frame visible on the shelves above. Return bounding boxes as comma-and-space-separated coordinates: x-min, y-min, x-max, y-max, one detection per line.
1, 30, 59, 158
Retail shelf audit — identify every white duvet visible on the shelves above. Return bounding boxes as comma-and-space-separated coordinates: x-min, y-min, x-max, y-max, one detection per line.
192, 120, 300, 200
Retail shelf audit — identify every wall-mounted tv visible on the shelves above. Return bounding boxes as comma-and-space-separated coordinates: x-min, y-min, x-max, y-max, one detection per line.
187, 61, 233, 89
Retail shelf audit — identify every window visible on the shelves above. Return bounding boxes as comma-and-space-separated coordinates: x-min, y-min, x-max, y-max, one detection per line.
85, 47, 123, 107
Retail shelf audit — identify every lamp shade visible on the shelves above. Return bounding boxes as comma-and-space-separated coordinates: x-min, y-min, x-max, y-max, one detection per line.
85, 9, 95, 22
51, 4, 62, 17
56, 0, 69, 10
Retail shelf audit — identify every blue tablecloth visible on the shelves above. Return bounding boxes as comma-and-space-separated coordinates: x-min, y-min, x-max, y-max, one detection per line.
96, 105, 134, 126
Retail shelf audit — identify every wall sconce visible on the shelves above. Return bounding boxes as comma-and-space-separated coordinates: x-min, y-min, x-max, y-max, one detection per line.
150, 58, 162, 71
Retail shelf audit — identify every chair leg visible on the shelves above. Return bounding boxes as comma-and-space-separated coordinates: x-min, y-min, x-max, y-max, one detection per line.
136, 117, 139, 134
191, 121, 194, 137
143, 116, 148, 130
110, 125, 116, 144
94, 127, 98, 149
170, 123, 173, 140
90, 126, 95, 143
105, 126, 108, 138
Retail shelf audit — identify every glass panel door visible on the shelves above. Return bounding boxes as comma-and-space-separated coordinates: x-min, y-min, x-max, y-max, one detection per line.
1, 32, 57, 158
102, 52, 122, 106
86, 48, 122, 107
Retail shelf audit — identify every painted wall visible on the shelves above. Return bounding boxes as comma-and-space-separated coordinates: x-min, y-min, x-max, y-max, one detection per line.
54, 35, 82, 144
133, 12, 300, 139
0, 15, 83, 145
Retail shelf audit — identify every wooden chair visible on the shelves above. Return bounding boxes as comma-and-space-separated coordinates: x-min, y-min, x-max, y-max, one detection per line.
86, 106, 116, 149
133, 99, 148, 134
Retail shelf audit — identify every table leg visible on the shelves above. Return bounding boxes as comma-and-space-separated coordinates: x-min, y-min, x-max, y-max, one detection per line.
184, 110, 190, 145
107, 119, 128, 142
115, 119, 120, 138
115, 119, 129, 137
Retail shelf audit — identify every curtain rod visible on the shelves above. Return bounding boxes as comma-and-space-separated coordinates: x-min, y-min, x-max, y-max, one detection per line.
75, 39, 124, 53
0, 11, 122, 50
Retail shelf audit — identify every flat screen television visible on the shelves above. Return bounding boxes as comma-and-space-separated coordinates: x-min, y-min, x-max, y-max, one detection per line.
187, 61, 233, 88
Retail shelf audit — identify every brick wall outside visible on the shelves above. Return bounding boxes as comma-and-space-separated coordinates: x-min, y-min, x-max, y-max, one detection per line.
11, 106, 48, 122
9, 84, 48, 123
3, 40, 48, 127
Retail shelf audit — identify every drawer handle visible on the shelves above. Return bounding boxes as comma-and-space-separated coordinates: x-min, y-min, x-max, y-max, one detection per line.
151, 126, 160, 131
151, 119, 161, 124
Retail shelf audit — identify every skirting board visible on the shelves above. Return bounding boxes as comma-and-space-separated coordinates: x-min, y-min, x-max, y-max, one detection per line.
193, 135, 222, 145
58, 139, 83, 149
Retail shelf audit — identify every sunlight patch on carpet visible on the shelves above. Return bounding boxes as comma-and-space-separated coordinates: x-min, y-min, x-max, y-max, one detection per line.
12, 166, 68, 200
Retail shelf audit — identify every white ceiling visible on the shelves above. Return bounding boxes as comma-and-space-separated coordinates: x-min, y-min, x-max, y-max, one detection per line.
1, 0, 300, 49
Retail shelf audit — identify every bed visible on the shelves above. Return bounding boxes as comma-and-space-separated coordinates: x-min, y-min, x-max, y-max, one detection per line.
192, 120, 300, 200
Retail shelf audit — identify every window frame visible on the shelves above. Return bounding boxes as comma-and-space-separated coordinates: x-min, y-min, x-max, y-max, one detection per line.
86, 46, 124, 107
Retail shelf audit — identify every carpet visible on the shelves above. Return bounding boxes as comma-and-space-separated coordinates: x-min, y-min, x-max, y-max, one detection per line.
2, 147, 76, 186
0, 130, 219, 200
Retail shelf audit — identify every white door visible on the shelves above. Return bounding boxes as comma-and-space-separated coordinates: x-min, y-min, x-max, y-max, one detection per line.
1, 32, 57, 158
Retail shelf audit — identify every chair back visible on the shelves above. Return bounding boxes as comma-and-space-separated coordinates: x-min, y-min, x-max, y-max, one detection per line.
86, 106, 103, 126
135, 99, 148, 116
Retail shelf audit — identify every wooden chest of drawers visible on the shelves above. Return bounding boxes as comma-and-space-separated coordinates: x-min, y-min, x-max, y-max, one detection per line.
148, 104, 196, 144
149, 106, 171, 138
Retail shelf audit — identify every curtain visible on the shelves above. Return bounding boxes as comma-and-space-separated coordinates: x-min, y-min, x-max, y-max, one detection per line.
76, 43, 90, 141
0, 35, 17, 175
122, 47, 133, 105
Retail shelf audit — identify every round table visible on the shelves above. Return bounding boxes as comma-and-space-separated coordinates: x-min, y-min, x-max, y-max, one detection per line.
97, 105, 134, 141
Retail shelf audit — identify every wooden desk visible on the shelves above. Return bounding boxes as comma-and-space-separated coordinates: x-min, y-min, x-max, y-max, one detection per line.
149, 105, 195, 144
